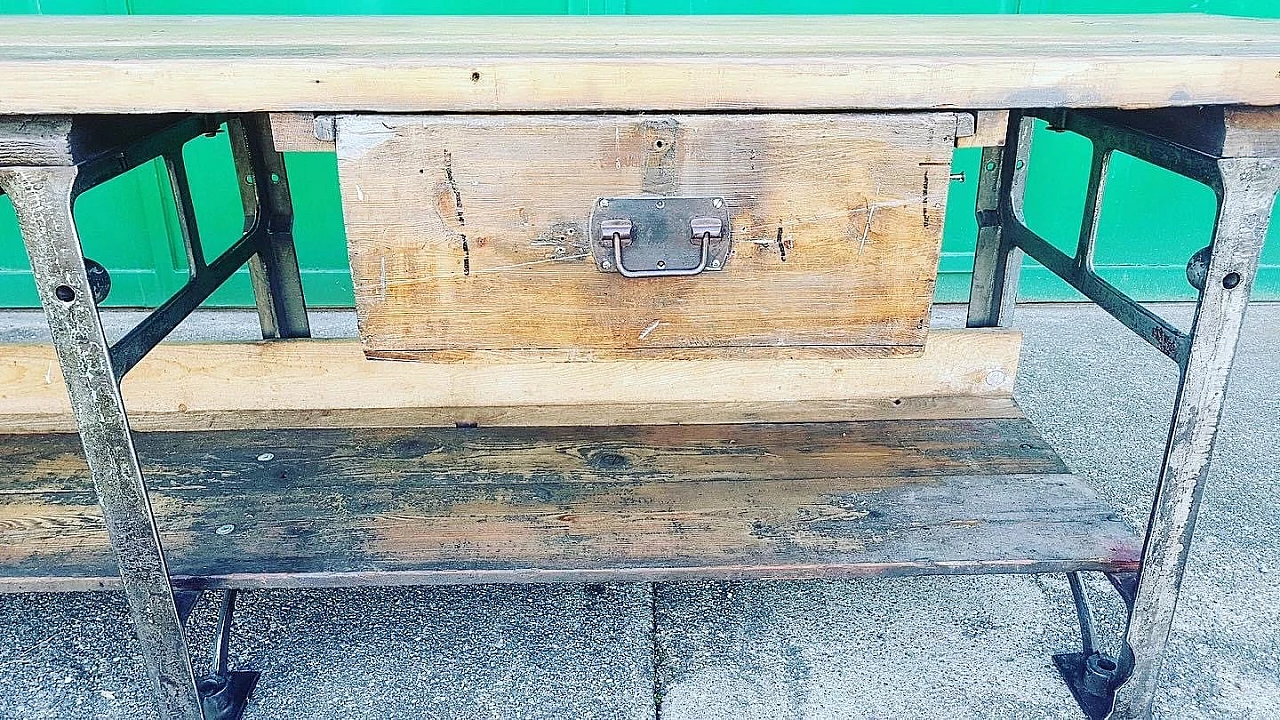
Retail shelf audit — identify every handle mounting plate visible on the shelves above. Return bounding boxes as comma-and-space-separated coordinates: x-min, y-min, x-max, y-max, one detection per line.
589, 196, 731, 278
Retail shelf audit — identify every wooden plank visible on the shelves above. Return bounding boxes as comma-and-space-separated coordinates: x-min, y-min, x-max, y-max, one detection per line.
0, 417, 1139, 592
338, 113, 954, 359
0, 15, 1278, 114
268, 112, 334, 153
955, 111, 1012, 149
0, 330, 1021, 432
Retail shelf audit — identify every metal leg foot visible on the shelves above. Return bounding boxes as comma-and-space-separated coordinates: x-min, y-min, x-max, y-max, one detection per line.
197, 590, 258, 720
0, 165, 205, 720
1054, 572, 1128, 719
1054, 652, 1123, 720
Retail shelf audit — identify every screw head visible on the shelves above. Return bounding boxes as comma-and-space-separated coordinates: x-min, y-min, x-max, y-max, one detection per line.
601, 260, 612, 269
599, 198, 609, 208
655, 200, 665, 209
711, 259, 722, 269
257, 452, 274, 462
215, 524, 235, 536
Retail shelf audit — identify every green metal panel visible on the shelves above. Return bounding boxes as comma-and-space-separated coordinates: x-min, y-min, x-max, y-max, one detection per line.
1, 1, 1277, 309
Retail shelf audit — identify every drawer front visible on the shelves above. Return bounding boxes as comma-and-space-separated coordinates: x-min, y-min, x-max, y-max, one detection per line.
336, 113, 955, 360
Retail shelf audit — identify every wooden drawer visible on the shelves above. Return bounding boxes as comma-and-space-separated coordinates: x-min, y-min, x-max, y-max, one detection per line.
335, 113, 957, 361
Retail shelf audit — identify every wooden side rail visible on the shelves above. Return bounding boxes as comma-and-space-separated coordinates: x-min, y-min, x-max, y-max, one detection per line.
0, 330, 1022, 432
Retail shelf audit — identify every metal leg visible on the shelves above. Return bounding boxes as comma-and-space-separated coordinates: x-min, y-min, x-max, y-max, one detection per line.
228, 115, 310, 340
966, 112, 1028, 328
1111, 156, 1280, 719
969, 108, 1280, 717
0, 165, 205, 720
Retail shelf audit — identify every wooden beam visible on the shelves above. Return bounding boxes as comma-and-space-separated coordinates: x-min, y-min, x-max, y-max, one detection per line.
955, 111, 1012, 149
268, 112, 334, 153
0, 15, 1278, 113
0, 330, 1021, 432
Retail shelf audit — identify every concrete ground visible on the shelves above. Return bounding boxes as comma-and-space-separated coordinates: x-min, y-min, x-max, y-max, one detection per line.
1, 302, 1277, 719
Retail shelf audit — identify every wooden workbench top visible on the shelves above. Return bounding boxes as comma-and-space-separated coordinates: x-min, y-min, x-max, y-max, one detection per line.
0, 14, 1277, 114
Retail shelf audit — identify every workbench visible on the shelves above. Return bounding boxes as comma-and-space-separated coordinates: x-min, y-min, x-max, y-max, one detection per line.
1, 14, 1278, 720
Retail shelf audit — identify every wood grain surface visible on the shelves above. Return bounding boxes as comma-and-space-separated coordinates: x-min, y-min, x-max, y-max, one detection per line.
338, 113, 955, 359
0, 15, 1278, 113
0, 417, 1139, 592
0, 330, 1021, 432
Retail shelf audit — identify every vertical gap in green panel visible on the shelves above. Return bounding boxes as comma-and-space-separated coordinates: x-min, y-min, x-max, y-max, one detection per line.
150, 161, 196, 300
285, 152, 356, 307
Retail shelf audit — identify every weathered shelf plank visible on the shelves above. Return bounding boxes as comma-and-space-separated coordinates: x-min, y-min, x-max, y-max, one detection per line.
0, 417, 1139, 592
0, 15, 1278, 113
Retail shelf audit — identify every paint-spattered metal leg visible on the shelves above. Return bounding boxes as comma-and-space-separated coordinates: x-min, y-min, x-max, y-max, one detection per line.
229, 115, 310, 340
966, 114, 1028, 328
0, 165, 205, 720
1109, 157, 1280, 719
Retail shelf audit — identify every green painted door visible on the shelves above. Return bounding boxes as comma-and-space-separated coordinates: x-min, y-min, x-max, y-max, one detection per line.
1, 1, 1277, 308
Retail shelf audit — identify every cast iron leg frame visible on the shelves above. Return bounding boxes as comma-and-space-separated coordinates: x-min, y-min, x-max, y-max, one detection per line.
230, 115, 310, 340
967, 108, 1280, 719
0, 114, 308, 720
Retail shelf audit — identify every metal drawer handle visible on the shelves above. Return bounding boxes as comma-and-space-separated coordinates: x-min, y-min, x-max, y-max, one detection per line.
590, 197, 731, 278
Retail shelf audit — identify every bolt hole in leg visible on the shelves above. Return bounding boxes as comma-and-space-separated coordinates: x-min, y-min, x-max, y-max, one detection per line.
54, 284, 76, 302
1223, 272, 1241, 289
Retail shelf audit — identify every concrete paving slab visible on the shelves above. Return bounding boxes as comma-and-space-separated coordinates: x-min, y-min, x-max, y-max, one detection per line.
0, 585, 655, 720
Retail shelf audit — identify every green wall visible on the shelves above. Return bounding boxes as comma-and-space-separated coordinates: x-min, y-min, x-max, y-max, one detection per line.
1, 1, 1278, 309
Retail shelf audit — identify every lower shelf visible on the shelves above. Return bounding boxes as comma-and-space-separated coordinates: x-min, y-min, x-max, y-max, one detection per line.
0, 415, 1139, 592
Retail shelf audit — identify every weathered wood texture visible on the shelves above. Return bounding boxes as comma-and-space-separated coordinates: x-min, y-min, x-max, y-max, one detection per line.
338, 113, 955, 360
268, 112, 333, 153
0, 330, 1021, 432
0, 15, 1278, 113
955, 111, 1012, 149
0, 417, 1139, 592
